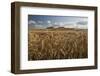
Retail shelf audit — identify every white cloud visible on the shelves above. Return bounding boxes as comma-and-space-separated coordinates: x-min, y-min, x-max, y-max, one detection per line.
47, 20, 51, 24
59, 22, 64, 26
35, 24, 45, 29
28, 20, 36, 25
54, 22, 58, 25
38, 21, 43, 24
64, 23, 87, 29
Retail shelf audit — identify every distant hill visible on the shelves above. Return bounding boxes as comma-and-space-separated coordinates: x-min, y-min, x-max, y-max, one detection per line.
45, 26, 88, 31
46, 27, 54, 29
46, 26, 75, 30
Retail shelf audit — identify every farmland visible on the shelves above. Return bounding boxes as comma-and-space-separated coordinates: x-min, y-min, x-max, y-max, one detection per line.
28, 28, 88, 60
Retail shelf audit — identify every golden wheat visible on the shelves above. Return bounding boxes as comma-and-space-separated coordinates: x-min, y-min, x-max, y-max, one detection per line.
28, 29, 88, 60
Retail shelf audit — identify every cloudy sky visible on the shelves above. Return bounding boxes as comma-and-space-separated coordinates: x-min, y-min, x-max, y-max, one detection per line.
28, 15, 88, 29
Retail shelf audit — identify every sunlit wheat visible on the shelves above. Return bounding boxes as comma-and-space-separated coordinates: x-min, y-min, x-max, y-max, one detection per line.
28, 29, 88, 60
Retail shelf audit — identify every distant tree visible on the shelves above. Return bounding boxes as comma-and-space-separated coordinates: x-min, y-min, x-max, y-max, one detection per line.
46, 26, 54, 29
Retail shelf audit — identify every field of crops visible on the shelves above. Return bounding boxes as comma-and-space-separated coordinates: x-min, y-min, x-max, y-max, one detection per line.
28, 29, 88, 60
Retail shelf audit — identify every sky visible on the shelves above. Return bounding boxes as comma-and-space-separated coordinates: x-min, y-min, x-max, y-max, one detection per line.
28, 15, 88, 29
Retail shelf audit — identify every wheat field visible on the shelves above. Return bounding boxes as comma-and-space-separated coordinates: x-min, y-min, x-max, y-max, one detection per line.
28, 29, 88, 60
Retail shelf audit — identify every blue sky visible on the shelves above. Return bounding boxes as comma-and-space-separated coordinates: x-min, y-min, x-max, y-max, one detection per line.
28, 15, 88, 29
